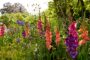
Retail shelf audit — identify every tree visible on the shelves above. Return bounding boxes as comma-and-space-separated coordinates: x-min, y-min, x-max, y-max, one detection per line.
0, 2, 27, 14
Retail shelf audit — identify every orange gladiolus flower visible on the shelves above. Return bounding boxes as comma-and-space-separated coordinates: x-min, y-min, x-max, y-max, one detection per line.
25, 28, 30, 37
45, 30, 52, 50
45, 22, 52, 50
78, 28, 83, 33
80, 31, 89, 41
79, 25, 90, 46
55, 30, 60, 46
24, 22, 30, 38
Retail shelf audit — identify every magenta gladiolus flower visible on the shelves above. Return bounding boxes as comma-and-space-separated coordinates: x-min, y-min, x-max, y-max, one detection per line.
0, 25, 5, 36
65, 21, 78, 59
37, 18, 42, 32
22, 30, 26, 38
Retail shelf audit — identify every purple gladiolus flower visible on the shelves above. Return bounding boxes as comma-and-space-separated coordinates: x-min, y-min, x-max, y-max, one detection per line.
70, 51, 78, 59
65, 21, 78, 59
17, 20, 24, 26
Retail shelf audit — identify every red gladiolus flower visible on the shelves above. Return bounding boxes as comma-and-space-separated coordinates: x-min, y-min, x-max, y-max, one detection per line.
0, 25, 5, 36
45, 23, 52, 50
55, 30, 60, 46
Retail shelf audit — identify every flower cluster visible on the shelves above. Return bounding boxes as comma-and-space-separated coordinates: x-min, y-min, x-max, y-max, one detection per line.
45, 22, 52, 50
25, 22, 30, 38
37, 18, 42, 34
17, 20, 24, 26
0, 24, 5, 36
79, 26, 89, 45
22, 22, 30, 38
22, 30, 29, 38
65, 21, 78, 59
22, 30, 26, 38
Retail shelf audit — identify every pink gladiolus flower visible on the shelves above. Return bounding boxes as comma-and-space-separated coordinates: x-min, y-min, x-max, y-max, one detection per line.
37, 18, 42, 33
68, 22, 78, 38
0, 25, 5, 36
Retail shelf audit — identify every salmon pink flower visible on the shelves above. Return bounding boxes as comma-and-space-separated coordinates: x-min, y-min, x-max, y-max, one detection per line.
80, 31, 89, 41
79, 40, 86, 46
45, 22, 52, 50
45, 30, 52, 50
79, 23, 90, 46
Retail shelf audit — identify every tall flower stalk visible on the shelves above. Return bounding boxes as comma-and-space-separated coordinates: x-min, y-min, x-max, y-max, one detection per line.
55, 27, 60, 46
37, 17, 43, 35
0, 23, 5, 36
22, 22, 30, 38
25, 22, 30, 38
45, 21, 52, 50
78, 21, 90, 45
65, 21, 78, 59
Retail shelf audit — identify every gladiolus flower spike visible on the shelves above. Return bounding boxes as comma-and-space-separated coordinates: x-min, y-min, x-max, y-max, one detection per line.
55, 28, 60, 46
79, 26, 90, 45
0, 24, 5, 36
45, 22, 52, 50
65, 22, 78, 59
